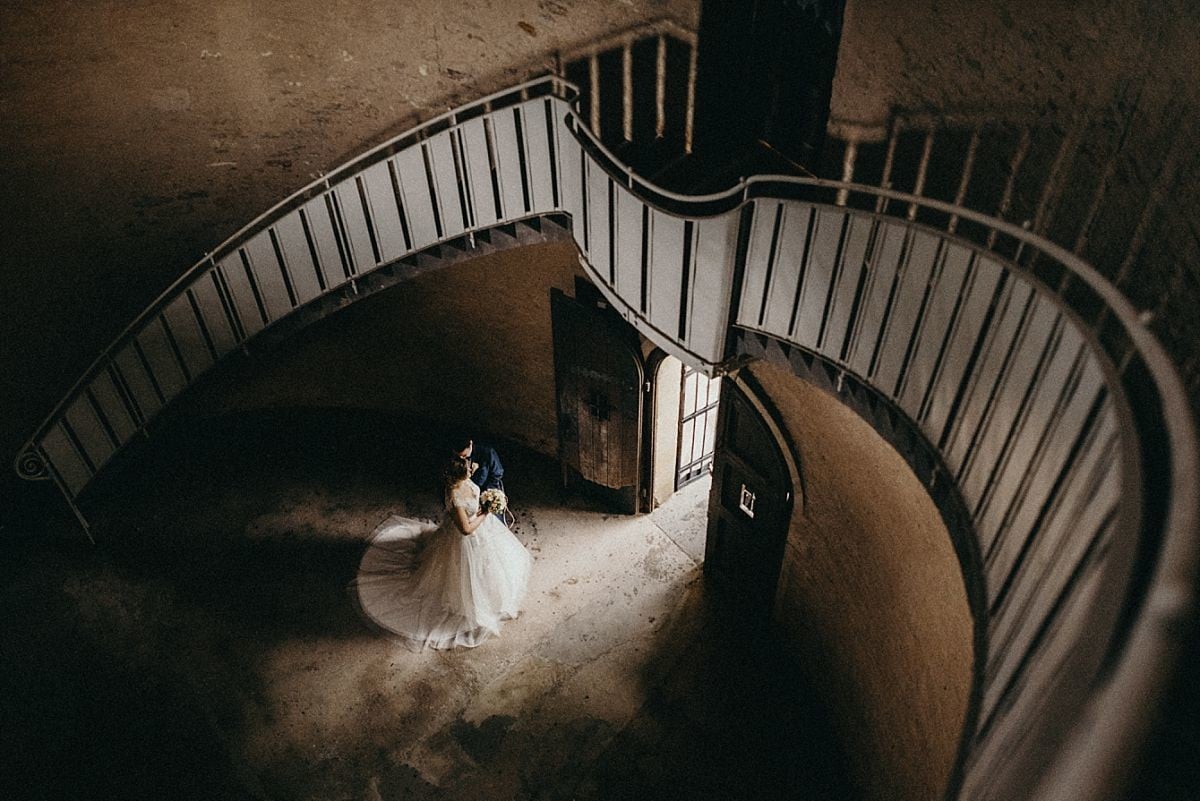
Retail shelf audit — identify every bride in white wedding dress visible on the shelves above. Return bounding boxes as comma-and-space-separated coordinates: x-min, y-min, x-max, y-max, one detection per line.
353, 458, 533, 649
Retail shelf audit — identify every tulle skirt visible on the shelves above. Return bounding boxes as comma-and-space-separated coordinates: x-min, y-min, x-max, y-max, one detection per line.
353, 513, 533, 649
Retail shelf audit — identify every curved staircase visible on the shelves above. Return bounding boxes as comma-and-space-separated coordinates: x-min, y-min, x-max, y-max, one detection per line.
13, 56, 1197, 801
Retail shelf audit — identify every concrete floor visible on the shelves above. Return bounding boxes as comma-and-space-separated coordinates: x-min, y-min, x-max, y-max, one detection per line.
1, 409, 852, 801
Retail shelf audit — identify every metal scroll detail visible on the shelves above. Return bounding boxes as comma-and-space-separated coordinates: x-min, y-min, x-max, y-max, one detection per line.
15, 447, 49, 481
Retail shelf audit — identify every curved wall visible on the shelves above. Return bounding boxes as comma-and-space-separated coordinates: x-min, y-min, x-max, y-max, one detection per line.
751, 359, 973, 801
184, 240, 584, 457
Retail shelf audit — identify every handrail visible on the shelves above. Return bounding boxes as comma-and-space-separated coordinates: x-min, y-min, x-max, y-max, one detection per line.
13, 71, 1197, 801
564, 97, 1197, 799
12, 75, 574, 481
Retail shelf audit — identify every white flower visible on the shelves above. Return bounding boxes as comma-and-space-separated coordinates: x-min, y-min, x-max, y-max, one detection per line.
479, 489, 508, 515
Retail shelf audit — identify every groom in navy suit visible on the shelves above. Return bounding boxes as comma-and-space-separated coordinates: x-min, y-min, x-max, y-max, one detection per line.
453, 436, 504, 493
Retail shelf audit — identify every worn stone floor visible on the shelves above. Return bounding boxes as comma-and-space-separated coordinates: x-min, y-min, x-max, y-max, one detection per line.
1, 409, 853, 801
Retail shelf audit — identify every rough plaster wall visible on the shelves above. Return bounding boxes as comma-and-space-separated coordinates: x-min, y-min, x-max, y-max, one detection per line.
189, 241, 584, 456
0, 0, 698, 515
832, 0, 1200, 411
750, 360, 974, 801
831, 0, 1191, 127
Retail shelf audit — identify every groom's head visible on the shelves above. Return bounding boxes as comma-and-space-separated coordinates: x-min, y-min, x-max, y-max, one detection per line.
452, 435, 473, 461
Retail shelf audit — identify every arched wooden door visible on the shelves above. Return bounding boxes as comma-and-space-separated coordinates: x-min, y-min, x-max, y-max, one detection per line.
705, 375, 793, 612
551, 287, 644, 513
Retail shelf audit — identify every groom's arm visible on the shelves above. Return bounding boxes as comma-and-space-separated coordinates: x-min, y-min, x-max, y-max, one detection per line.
490, 448, 504, 485
477, 446, 503, 491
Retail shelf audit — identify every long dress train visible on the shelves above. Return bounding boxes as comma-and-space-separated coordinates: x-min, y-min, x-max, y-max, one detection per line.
353, 480, 533, 649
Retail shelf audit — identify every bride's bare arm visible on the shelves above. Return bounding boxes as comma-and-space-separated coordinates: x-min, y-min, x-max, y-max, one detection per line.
453, 506, 487, 536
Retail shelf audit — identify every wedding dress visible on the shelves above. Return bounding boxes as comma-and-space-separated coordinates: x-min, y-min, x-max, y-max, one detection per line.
353, 480, 533, 649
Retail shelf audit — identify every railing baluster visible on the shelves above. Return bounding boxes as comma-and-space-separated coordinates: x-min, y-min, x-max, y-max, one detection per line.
1112, 114, 1190, 289
1072, 123, 1123, 257
684, 40, 697, 154
987, 127, 1031, 249
622, 40, 633, 142
907, 129, 936, 220
1031, 114, 1084, 238
875, 118, 900, 214
589, 52, 601, 135
948, 125, 981, 235
836, 138, 858, 207
655, 34, 667, 139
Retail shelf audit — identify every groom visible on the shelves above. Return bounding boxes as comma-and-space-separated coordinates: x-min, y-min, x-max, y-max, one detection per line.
453, 435, 504, 493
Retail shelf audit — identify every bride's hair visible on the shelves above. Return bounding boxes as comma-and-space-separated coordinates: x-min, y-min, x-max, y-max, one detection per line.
443, 457, 471, 490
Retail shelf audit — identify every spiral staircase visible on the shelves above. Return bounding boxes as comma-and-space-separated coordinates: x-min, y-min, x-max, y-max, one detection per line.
11, 23, 1197, 801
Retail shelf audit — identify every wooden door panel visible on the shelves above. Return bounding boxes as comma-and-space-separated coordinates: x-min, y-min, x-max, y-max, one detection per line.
551, 288, 643, 509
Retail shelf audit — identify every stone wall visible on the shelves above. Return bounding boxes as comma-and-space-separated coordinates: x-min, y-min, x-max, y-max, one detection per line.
749, 359, 974, 801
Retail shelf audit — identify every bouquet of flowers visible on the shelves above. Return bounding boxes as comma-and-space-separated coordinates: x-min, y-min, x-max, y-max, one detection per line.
479, 488, 508, 516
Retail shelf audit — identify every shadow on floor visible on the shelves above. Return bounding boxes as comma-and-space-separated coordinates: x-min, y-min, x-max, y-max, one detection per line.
1, 407, 855, 801
526, 582, 857, 801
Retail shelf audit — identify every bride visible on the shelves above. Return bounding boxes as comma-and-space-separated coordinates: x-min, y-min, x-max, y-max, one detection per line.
353, 458, 533, 649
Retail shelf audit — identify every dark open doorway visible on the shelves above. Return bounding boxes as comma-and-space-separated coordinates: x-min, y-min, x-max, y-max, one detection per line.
704, 372, 794, 613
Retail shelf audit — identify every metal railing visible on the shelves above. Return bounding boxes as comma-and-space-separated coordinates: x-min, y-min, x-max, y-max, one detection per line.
825, 104, 1198, 356
14, 76, 572, 501
14, 71, 1197, 801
